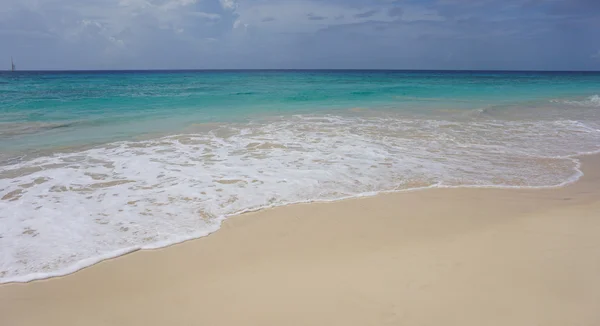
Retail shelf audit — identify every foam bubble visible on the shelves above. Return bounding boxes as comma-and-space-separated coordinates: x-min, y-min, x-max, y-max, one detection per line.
1, 115, 600, 283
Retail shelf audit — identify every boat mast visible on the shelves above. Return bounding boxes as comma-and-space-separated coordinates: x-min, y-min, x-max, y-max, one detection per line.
11, 57, 15, 71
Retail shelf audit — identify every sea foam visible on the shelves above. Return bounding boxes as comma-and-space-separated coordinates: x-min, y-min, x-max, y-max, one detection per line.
551, 95, 600, 107
1, 115, 600, 283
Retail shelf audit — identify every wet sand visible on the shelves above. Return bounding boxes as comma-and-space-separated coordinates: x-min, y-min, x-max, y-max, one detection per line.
1, 155, 600, 326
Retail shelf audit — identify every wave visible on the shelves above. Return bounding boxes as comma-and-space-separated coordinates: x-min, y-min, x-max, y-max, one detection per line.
1, 114, 600, 283
551, 95, 600, 107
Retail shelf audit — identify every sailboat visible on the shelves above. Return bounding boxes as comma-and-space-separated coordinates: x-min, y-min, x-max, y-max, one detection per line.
11, 57, 16, 71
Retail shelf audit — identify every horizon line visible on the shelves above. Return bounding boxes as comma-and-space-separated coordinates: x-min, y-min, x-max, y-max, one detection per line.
3, 68, 600, 73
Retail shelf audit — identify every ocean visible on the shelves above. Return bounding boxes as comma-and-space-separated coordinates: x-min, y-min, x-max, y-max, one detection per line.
1, 70, 600, 283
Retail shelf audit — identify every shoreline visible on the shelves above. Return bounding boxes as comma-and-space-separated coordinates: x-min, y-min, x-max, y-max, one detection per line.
1, 152, 595, 285
1, 154, 600, 325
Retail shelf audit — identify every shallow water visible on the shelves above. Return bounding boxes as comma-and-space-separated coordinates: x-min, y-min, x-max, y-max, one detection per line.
1, 70, 600, 282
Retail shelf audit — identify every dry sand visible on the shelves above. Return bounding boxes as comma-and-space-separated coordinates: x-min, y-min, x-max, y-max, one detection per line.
1, 155, 600, 326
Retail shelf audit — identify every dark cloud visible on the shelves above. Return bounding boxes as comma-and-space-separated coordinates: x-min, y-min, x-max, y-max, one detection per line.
388, 7, 403, 18
354, 10, 378, 19
261, 17, 276, 22
545, 0, 600, 17
308, 10, 600, 70
307, 13, 327, 21
435, 0, 600, 21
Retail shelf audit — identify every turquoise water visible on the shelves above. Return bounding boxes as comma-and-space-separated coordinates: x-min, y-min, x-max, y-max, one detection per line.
1, 70, 600, 283
2, 70, 600, 154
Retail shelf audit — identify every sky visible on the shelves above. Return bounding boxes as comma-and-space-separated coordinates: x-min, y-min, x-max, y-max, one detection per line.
1, 0, 599, 70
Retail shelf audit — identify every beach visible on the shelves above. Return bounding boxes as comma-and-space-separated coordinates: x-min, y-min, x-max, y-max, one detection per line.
1, 153, 599, 326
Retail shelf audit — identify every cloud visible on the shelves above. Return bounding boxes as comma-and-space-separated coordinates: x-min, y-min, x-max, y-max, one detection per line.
388, 7, 403, 18
545, 0, 600, 17
307, 13, 327, 21
219, 0, 238, 10
0, 0, 599, 70
233, 19, 248, 29
354, 10, 378, 19
188, 12, 222, 20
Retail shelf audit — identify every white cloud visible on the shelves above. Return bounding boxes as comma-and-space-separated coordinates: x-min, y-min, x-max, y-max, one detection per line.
0, 0, 597, 70
0, 0, 243, 68
233, 19, 248, 30
220, 0, 238, 10
188, 11, 222, 20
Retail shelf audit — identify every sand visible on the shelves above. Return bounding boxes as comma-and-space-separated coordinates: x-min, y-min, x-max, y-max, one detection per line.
1, 155, 600, 326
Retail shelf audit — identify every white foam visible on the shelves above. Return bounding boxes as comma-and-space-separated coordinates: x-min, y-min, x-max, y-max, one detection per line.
551, 95, 600, 107
1, 115, 600, 283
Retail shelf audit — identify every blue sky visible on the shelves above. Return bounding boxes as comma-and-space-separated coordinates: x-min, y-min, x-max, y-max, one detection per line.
1, 0, 599, 70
